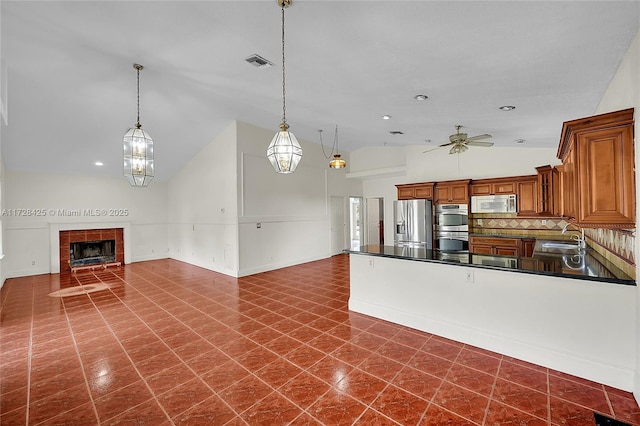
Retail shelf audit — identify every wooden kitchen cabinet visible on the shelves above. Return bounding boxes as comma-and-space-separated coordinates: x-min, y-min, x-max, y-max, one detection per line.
516, 177, 539, 216
396, 182, 434, 200
469, 236, 521, 256
470, 177, 517, 196
557, 108, 635, 227
521, 238, 536, 257
535, 165, 560, 216
435, 179, 470, 204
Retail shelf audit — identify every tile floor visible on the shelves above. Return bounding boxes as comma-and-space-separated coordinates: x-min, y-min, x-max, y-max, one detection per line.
1, 254, 639, 425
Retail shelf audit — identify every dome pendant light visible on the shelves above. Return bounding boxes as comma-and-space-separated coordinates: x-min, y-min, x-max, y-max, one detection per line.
319, 125, 346, 169
266, 0, 302, 174
123, 63, 154, 187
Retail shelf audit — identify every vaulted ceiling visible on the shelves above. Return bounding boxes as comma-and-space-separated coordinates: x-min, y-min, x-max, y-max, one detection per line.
1, 1, 638, 180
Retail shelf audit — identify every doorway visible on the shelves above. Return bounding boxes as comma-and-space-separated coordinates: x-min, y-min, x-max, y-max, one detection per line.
365, 197, 384, 246
330, 196, 346, 255
349, 197, 363, 249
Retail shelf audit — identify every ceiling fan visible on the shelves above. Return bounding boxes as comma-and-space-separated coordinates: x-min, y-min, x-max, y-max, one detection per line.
423, 125, 494, 154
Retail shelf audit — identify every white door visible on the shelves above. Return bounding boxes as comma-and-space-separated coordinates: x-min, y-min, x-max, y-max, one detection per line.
330, 196, 346, 255
365, 198, 384, 245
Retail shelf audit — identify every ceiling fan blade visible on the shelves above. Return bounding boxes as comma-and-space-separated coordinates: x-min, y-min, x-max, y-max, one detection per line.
422, 146, 443, 153
439, 141, 455, 147
466, 141, 494, 147
466, 134, 492, 142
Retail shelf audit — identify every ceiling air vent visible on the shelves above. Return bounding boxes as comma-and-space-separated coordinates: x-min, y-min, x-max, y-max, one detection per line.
245, 54, 274, 69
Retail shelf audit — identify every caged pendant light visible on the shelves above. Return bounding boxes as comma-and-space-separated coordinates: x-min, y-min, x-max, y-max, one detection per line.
123, 63, 154, 187
266, 0, 302, 174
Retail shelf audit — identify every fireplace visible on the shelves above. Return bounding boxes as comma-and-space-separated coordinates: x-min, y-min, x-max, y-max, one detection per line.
70, 240, 116, 267
59, 228, 124, 273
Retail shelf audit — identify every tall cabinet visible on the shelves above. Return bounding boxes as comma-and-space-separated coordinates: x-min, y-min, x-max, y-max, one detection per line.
557, 108, 635, 227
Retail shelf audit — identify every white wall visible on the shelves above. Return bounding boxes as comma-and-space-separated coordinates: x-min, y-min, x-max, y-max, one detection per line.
595, 29, 640, 402
2, 171, 168, 278
166, 120, 362, 277
167, 121, 239, 276
236, 121, 361, 276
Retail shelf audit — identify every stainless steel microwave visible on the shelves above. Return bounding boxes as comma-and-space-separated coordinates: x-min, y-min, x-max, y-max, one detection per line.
470, 195, 517, 213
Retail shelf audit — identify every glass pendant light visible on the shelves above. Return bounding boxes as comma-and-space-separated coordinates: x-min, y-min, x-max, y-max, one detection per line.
266, 0, 302, 174
123, 64, 154, 187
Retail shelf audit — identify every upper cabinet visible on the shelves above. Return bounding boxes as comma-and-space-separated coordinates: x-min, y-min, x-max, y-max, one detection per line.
516, 176, 539, 216
557, 108, 635, 228
535, 165, 561, 216
435, 179, 471, 204
470, 177, 517, 196
396, 182, 434, 200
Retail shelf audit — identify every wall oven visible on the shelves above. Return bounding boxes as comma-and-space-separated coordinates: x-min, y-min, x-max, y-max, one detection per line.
435, 204, 468, 231
435, 204, 469, 252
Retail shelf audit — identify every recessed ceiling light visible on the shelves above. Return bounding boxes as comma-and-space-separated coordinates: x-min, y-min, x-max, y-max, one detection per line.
414, 94, 428, 101
94, 161, 104, 166
499, 105, 516, 111
515, 139, 525, 144
389, 131, 404, 135
381, 115, 392, 120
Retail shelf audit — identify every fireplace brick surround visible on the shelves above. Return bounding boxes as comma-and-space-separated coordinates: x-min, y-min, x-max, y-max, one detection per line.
59, 228, 124, 274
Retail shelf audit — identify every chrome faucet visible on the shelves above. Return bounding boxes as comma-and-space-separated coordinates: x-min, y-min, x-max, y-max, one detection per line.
561, 222, 586, 249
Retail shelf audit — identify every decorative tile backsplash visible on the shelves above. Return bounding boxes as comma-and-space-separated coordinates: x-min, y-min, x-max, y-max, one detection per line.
471, 213, 636, 277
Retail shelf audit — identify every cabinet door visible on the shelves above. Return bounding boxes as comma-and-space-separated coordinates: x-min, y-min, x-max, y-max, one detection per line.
449, 184, 469, 204
577, 126, 635, 225
471, 244, 494, 255
493, 182, 516, 194
562, 144, 577, 219
495, 246, 519, 256
536, 166, 554, 215
414, 185, 433, 199
552, 166, 562, 216
397, 187, 415, 200
517, 180, 538, 215
470, 183, 492, 196
521, 239, 536, 257
435, 186, 451, 203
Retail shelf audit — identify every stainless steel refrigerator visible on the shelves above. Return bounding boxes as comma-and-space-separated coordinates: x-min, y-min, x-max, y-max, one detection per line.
393, 199, 433, 248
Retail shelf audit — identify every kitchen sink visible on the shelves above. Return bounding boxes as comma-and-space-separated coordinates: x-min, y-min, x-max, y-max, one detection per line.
540, 242, 579, 250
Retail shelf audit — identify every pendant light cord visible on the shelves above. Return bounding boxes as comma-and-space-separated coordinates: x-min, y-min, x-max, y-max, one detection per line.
136, 65, 141, 129
281, 5, 287, 126
318, 126, 339, 160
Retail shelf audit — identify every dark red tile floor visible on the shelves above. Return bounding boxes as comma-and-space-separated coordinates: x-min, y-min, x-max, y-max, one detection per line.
1, 254, 639, 425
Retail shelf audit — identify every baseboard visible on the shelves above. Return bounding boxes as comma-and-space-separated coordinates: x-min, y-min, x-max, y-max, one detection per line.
4, 267, 51, 279
131, 253, 169, 263
237, 254, 329, 277
349, 298, 635, 392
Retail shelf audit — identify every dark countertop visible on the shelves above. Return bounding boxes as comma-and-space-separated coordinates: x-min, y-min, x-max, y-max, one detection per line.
469, 233, 536, 239
346, 244, 635, 286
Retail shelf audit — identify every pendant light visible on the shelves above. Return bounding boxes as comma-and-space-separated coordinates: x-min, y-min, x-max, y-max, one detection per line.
319, 125, 347, 169
266, 0, 302, 174
123, 63, 154, 187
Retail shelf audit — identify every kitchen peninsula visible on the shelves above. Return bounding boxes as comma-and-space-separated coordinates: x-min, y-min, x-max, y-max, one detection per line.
347, 244, 636, 392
